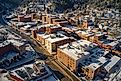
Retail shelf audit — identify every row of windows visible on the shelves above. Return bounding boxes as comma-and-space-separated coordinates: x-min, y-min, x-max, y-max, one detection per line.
58, 50, 75, 68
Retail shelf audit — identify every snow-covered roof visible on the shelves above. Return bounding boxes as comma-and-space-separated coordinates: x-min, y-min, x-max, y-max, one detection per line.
25, 21, 37, 25
24, 25, 31, 29
16, 22, 26, 26
95, 32, 104, 37
104, 41, 118, 46
104, 56, 120, 72
37, 33, 50, 39
38, 24, 61, 29
58, 40, 97, 60
7, 40, 24, 47
75, 30, 94, 36
9, 61, 56, 81
47, 14, 58, 17
0, 72, 11, 81
86, 57, 107, 71
0, 41, 10, 48
25, 44, 35, 52
113, 70, 121, 81
81, 48, 107, 67
24, 15, 31, 18
45, 33, 71, 43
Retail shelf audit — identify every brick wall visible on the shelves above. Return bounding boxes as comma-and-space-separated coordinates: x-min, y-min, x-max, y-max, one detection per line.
18, 15, 32, 22
0, 44, 18, 55
57, 48, 77, 72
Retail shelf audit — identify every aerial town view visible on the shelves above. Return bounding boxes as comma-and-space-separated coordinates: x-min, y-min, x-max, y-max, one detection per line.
0, 0, 121, 81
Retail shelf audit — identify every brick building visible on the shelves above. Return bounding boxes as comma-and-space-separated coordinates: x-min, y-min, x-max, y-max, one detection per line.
57, 40, 98, 72
45, 24, 62, 34
32, 24, 75, 54
41, 14, 68, 26
36, 33, 50, 45
7, 61, 59, 81
18, 15, 32, 22
75, 30, 95, 41
31, 13, 42, 20
79, 49, 108, 80
43, 33, 75, 54
32, 24, 62, 38
82, 21, 88, 29
0, 41, 18, 55
82, 57, 107, 80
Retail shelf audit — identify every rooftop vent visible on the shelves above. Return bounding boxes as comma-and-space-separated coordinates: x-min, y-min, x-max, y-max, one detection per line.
56, 34, 64, 38
67, 44, 74, 50
50, 35, 56, 39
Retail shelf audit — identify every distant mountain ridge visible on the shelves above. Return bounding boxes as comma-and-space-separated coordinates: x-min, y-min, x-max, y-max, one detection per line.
0, 0, 23, 10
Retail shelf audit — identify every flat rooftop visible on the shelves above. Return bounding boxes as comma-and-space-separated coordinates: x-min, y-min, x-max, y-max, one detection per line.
6, 40, 25, 47
0, 51, 18, 60
9, 61, 57, 81
85, 57, 107, 71
0, 41, 10, 48
81, 48, 107, 67
37, 33, 50, 39
45, 33, 72, 43
38, 24, 61, 29
104, 56, 121, 72
58, 40, 98, 60
0, 44, 37, 70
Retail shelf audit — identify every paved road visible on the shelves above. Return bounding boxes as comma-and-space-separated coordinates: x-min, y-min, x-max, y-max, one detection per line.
7, 26, 76, 81
0, 0, 81, 80
0, 2, 81, 79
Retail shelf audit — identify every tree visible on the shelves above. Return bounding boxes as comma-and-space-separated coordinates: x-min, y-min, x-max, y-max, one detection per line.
51, 2, 56, 13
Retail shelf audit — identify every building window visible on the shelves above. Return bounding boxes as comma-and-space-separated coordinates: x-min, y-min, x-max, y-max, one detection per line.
44, 17, 46, 22
52, 44, 57, 52
86, 68, 89, 72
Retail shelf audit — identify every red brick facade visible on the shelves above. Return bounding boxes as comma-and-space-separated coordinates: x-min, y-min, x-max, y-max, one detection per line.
18, 15, 32, 22
0, 43, 18, 55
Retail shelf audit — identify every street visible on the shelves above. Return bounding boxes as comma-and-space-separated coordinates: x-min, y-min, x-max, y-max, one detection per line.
7, 26, 81, 81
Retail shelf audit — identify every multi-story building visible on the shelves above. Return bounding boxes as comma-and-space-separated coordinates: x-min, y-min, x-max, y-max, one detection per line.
7, 61, 59, 81
36, 33, 50, 45
45, 24, 62, 34
32, 24, 62, 38
44, 33, 75, 54
79, 49, 108, 80
79, 49, 121, 80
57, 40, 98, 72
75, 30, 95, 41
82, 57, 107, 80
0, 41, 18, 55
0, 40, 37, 70
18, 15, 32, 22
95, 56, 121, 81
42, 14, 68, 26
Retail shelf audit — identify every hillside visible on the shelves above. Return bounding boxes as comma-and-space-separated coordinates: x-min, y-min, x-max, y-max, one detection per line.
50, 0, 121, 12
0, 0, 25, 11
